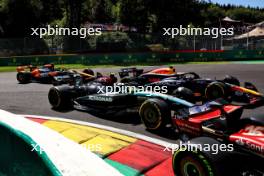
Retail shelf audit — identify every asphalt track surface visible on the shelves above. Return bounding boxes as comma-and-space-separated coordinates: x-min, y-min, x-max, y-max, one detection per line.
0, 63, 264, 142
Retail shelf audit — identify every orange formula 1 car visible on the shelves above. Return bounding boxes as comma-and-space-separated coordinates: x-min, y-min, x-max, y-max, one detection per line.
16, 64, 70, 84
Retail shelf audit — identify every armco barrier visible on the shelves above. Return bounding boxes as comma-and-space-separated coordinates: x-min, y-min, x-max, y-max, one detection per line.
0, 50, 263, 66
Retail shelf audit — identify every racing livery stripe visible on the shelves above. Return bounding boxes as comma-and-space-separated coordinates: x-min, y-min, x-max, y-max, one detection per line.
26, 116, 175, 176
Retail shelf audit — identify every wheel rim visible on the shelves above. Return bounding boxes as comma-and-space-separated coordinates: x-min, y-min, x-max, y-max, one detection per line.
18, 74, 24, 81
211, 89, 221, 98
183, 162, 201, 176
207, 85, 224, 99
145, 108, 158, 123
142, 105, 161, 129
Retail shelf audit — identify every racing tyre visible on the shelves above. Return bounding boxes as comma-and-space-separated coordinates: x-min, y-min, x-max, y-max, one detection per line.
205, 82, 228, 100
83, 68, 94, 76
223, 75, 240, 86
139, 98, 170, 131
172, 87, 194, 103
172, 137, 235, 176
48, 87, 72, 109
16, 72, 31, 84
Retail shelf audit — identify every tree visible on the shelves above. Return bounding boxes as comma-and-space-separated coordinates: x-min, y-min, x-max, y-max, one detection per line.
94, 0, 114, 23
65, 0, 84, 28
120, 0, 149, 32
0, 0, 63, 37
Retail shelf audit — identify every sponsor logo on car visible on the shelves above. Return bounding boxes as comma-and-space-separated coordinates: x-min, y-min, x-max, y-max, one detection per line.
235, 138, 264, 154
88, 96, 113, 102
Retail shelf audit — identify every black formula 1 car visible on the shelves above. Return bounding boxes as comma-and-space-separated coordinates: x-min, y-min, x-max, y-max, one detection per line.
48, 70, 263, 111
147, 75, 263, 109
71, 90, 262, 132
118, 66, 263, 108
72, 92, 244, 129
48, 73, 118, 109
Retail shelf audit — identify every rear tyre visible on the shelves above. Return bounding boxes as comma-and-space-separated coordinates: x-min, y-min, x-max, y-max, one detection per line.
139, 98, 170, 131
48, 87, 72, 109
205, 82, 227, 100
17, 72, 31, 84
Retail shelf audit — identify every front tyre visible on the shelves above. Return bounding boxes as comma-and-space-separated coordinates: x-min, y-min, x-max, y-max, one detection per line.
48, 87, 72, 109
17, 72, 31, 84
172, 137, 234, 176
139, 98, 170, 131
173, 151, 215, 176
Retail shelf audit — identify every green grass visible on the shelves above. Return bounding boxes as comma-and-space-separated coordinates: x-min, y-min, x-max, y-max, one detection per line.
0, 60, 261, 72
0, 64, 116, 72
0, 66, 20, 72
0, 63, 212, 72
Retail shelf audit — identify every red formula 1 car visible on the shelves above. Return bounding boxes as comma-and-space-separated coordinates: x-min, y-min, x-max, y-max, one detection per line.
16, 64, 70, 84
171, 102, 264, 176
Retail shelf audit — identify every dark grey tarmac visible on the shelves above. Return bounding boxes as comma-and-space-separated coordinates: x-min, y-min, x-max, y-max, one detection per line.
0, 63, 263, 142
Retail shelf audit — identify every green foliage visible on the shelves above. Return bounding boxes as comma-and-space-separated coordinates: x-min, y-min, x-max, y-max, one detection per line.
226, 7, 264, 23
0, 0, 263, 54
120, 0, 149, 32
0, 0, 263, 37
0, 0, 63, 37
202, 4, 225, 27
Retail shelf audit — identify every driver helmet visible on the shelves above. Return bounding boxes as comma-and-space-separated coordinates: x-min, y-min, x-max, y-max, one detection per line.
110, 73, 117, 83
169, 66, 176, 73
